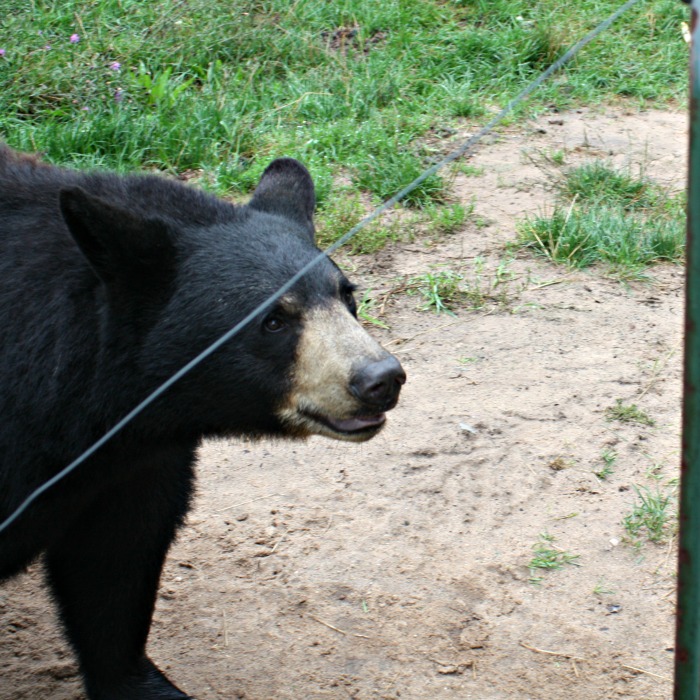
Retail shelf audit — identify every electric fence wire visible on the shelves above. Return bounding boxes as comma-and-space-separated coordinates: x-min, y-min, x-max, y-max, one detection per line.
0, 0, 646, 536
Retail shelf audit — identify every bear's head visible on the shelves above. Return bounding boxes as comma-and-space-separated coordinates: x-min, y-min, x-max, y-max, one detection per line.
58, 159, 405, 443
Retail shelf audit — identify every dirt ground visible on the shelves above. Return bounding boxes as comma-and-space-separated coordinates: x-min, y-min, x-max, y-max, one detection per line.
0, 107, 688, 699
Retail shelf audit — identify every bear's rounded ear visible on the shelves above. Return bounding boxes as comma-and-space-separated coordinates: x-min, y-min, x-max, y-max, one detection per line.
249, 158, 316, 230
59, 186, 174, 284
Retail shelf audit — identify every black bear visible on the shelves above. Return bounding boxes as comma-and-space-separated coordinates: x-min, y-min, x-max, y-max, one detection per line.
0, 146, 405, 700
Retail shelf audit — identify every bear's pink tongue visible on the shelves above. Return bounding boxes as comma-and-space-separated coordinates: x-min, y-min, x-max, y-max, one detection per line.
329, 414, 386, 433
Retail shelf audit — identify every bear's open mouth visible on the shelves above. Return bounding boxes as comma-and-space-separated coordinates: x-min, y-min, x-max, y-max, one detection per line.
303, 409, 386, 436
325, 413, 386, 434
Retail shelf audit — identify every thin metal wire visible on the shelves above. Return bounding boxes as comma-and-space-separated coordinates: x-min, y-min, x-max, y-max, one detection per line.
0, 0, 646, 536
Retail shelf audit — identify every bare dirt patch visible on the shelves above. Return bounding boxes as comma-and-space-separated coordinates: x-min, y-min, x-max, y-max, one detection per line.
0, 107, 686, 699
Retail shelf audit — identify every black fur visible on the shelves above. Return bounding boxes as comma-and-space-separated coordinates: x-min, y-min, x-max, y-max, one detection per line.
0, 147, 370, 699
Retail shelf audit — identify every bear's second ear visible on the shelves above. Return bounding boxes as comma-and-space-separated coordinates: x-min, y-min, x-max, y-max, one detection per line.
59, 186, 174, 285
249, 158, 316, 230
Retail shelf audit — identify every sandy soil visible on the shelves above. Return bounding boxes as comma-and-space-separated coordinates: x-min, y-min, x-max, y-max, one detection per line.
0, 107, 687, 699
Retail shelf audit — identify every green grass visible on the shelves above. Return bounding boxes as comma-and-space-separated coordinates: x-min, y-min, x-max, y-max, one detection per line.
605, 399, 655, 426
410, 257, 521, 314
356, 289, 390, 329
455, 163, 486, 177
593, 448, 617, 480
314, 193, 411, 253
0, 1, 688, 248
425, 202, 473, 235
592, 577, 615, 596
557, 161, 661, 209
517, 161, 685, 274
528, 532, 580, 584
412, 269, 465, 315
517, 202, 684, 273
622, 485, 675, 545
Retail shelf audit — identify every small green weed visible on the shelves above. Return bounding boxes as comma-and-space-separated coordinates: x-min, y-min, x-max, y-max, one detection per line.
605, 400, 655, 427
410, 257, 521, 314
645, 460, 665, 481
425, 201, 473, 235
455, 163, 486, 177
593, 578, 615, 596
554, 512, 579, 521
464, 256, 519, 309
135, 64, 196, 108
536, 148, 567, 166
594, 464, 614, 480
412, 269, 464, 315
548, 150, 566, 166
528, 532, 580, 584
357, 289, 390, 329
622, 485, 675, 545
593, 449, 617, 480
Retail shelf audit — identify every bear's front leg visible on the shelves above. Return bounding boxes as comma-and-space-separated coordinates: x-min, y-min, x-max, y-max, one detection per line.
44, 452, 195, 700
84, 656, 193, 700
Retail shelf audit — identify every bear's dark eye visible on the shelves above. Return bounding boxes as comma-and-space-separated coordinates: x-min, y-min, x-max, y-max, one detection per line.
263, 316, 286, 333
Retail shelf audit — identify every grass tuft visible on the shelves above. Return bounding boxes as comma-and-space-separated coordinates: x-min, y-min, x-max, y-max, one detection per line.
409, 257, 521, 314
528, 532, 580, 584
605, 399, 655, 427
412, 269, 465, 315
517, 201, 684, 274
518, 161, 685, 274
357, 289, 390, 329
593, 449, 617, 480
558, 161, 660, 210
622, 485, 675, 545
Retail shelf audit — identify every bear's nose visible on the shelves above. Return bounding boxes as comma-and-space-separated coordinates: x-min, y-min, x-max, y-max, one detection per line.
350, 355, 406, 407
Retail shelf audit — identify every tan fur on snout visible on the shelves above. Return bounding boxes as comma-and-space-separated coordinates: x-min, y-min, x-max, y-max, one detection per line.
277, 300, 392, 442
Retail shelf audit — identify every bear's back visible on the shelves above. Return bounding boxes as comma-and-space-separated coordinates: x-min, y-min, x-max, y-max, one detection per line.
0, 145, 238, 236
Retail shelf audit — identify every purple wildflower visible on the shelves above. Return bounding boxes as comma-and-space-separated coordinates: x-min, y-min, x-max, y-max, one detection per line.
110, 61, 121, 71
0, 49, 5, 57
45, 45, 51, 51
69, 34, 80, 44
114, 89, 125, 103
